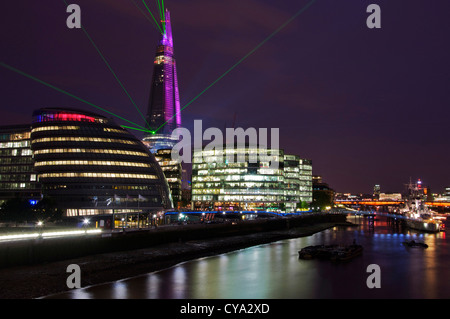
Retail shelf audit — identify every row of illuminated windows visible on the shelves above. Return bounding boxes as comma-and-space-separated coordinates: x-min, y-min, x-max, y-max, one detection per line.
196, 168, 284, 176
194, 149, 283, 157
193, 156, 280, 164
154, 55, 173, 65
33, 148, 148, 156
192, 189, 297, 196
0, 141, 30, 149
197, 168, 247, 176
0, 132, 31, 141
39, 172, 158, 179
103, 128, 126, 133
35, 160, 151, 168
161, 166, 181, 172
156, 159, 181, 167
0, 174, 36, 182
44, 184, 157, 191
0, 149, 32, 156
192, 195, 285, 202
193, 175, 284, 183
32, 137, 138, 145
31, 126, 80, 133
0, 157, 33, 165
0, 182, 40, 190
193, 182, 283, 189
193, 187, 310, 196
193, 162, 247, 170
0, 165, 34, 173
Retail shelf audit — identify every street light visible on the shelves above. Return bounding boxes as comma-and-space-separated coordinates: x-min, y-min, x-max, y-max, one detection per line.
83, 218, 90, 233
36, 220, 44, 238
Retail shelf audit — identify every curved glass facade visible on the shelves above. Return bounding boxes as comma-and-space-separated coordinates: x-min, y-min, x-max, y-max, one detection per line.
30, 108, 173, 219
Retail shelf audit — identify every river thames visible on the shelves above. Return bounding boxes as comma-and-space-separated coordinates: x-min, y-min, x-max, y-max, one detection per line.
46, 215, 450, 299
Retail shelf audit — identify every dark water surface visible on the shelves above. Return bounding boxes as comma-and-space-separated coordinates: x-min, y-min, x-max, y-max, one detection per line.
47, 216, 450, 299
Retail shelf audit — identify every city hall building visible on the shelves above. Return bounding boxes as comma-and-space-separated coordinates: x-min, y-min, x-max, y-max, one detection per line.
30, 108, 173, 227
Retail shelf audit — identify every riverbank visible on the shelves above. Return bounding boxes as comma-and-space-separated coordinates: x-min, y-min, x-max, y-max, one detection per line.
0, 219, 352, 299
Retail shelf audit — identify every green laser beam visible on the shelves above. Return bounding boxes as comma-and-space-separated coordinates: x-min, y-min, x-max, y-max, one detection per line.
62, 0, 150, 128
131, 0, 163, 33
0, 62, 147, 130
156, 0, 162, 21
154, 0, 318, 133
161, 0, 166, 33
142, 0, 164, 34
80, 28, 150, 129
121, 125, 154, 134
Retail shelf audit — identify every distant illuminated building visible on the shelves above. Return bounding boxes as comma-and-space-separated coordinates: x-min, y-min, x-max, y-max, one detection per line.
312, 175, 335, 210
378, 193, 402, 201
373, 184, 381, 198
143, 9, 181, 153
0, 124, 40, 205
191, 145, 312, 213
30, 108, 172, 227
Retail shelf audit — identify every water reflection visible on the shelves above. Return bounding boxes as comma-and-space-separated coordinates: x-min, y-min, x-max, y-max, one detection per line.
47, 216, 450, 299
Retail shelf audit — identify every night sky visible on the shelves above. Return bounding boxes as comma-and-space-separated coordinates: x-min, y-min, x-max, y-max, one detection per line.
1, 0, 449, 194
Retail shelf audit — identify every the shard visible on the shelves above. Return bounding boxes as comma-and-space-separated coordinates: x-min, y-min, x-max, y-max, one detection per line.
143, 9, 181, 152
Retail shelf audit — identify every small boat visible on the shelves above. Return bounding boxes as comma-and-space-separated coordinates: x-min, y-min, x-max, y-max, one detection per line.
298, 244, 363, 262
330, 245, 364, 262
402, 240, 428, 248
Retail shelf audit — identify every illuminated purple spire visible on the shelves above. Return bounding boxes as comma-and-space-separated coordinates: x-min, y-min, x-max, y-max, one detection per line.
145, 9, 181, 150
160, 9, 173, 47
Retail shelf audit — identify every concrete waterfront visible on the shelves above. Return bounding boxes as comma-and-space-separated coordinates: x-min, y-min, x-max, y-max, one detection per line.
0, 213, 347, 298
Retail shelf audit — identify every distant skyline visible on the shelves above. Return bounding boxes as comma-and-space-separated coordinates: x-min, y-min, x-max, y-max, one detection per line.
1, 0, 449, 194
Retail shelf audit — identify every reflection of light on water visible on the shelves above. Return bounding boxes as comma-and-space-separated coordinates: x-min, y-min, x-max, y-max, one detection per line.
145, 274, 161, 299
47, 216, 450, 299
69, 289, 92, 299
172, 267, 187, 299
112, 281, 128, 299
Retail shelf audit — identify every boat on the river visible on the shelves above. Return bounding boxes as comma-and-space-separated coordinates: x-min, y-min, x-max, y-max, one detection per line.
399, 179, 443, 233
330, 244, 364, 262
298, 244, 363, 262
402, 240, 428, 248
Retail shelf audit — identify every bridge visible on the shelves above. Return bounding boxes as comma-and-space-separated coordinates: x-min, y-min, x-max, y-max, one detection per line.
335, 200, 450, 207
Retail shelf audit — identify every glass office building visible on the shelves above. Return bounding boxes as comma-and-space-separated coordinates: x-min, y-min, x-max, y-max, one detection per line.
191, 146, 312, 213
284, 155, 313, 212
30, 108, 172, 227
0, 124, 40, 205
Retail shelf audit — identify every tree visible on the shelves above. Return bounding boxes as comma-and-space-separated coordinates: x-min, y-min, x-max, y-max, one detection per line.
0, 197, 63, 223
34, 197, 63, 222
0, 198, 34, 222
312, 190, 334, 210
